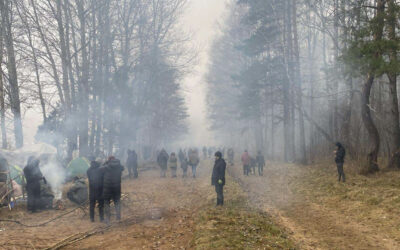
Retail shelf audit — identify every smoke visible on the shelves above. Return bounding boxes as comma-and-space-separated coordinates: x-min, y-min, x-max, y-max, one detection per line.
40, 155, 65, 199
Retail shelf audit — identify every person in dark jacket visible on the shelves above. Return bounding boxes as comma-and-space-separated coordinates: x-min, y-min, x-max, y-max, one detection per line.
334, 142, 346, 182
256, 151, 265, 176
178, 149, 185, 163
169, 153, 178, 177
180, 156, 188, 178
126, 150, 138, 179
23, 157, 46, 212
103, 156, 124, 222
87, 158, 104, 222
67, 176, 88, 205
157, 149, 169, 178
211, 151, 226, 206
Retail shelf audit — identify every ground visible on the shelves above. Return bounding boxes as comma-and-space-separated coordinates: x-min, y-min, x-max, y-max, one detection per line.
1, 158, 400, 249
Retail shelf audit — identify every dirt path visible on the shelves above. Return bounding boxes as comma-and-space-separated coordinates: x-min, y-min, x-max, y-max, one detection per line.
229, 162, 400, 250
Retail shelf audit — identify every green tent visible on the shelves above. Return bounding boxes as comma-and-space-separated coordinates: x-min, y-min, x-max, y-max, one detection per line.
67, 157, 90, 177
9, 165, 25, 185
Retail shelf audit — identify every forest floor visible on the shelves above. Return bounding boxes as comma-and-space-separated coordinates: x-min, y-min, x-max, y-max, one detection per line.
0, 159, 293, 250
229, 159, 400, 249
1, 158, 400, 249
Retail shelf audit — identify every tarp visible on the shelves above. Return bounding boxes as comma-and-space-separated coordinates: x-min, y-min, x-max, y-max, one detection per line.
9, 165, 25, 185
67, 157, 90, 177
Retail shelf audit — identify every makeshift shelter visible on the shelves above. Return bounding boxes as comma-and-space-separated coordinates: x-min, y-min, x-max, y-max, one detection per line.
9, 165, 25, 185
67, 157, 90, 178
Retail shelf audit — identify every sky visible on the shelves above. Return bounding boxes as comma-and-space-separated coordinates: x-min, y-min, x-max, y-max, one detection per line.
22, 0, 229, 148
180, 0, 228, 146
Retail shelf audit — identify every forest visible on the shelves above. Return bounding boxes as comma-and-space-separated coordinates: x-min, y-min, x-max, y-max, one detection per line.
0, 0, 191, 162
207, 0, 400, 173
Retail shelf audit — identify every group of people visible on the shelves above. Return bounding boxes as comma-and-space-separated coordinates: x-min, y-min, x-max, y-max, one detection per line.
157, 148, 200, 178
241, 150, 266, 176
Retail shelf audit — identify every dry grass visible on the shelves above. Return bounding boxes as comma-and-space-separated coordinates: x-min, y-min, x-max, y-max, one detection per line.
192, 175, 295, 250
290, 159, 400, 243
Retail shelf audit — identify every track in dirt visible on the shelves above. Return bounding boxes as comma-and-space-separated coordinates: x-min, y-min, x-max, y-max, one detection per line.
229, 162, 400, 250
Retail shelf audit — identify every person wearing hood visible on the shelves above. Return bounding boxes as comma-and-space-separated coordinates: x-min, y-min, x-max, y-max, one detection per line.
212, 152, 226, 206
126, 150, 138, 179
157, 149, 169, 178
23, 156, 46, 212
103, 156, 124, 222
87, 157, 104, 222
334, 142, 346, 182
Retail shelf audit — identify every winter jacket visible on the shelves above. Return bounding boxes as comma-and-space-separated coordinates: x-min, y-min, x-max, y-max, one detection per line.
87, 161, 104, 200
335, 144, 346, 163
256, 154, 265, 166
126, 151, 138, 169
212, 158, 226, 186
241, 152, 250, 165
157, 150, 169, 169
189, 152, 199, 166
103, 159, 124, 188
169, 155, 178, 169
23, 159, 44, 185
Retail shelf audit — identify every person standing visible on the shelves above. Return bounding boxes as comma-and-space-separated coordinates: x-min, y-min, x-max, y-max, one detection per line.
103, 156, 124, 223
126, 150, 138, 179
180, 156, 188, 178
256, 151, 265, 176
169, 153, 178, 177
202, 146, 207, 159
157, 149, 169, 178
189, 149, 200, 178
87, 157, 104, 222
241, 150, 250, 176
23, 157, 46, 212
335, 142, 346, 182
211, 152, 226, 206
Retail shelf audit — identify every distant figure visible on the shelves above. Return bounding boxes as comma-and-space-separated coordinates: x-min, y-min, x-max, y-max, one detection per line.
203, 146, 207, 159
335, 142, 346, 182
211, 152, 226, 206
250, 156, 257, 175
227, 148, 234, 165
241, 150, 250, 176
157, 149, 169, 178
87, 157, 104, 222
178, 149, 185, 163
23, 157, 46, 212
103, 156, 124, 222
181, 157, 188, 178
169, 153, 178, 178
126, 150, 138, 179
67, 176, 88, 205
208, 147, 213, 158
188, 149, 200, 178
256, 151, 265, 176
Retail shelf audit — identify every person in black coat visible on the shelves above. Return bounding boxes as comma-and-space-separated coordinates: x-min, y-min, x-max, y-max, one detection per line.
157, 149, 169, 178
211, 151, 226, 206
102, 156, 124, 222
334, 142, 346, 182
256, 151, 265, 176
87, 158, 104, 222
23, 156, 46, 212
126, 150, 138, 179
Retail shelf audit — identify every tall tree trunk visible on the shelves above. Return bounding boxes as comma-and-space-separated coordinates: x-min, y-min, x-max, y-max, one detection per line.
292, 0, 306, 164
0, 14, 7, 149
386, 0, 400, 168
1, 0, 23, 148
77, 0, 89, 157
